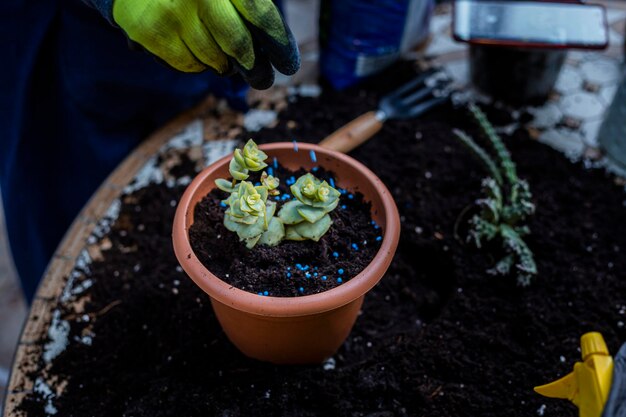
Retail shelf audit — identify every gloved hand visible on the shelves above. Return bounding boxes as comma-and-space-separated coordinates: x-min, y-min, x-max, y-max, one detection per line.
112, 0, 300, 89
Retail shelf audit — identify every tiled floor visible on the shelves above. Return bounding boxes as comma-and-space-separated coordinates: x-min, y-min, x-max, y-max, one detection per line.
0, 192, 27, 410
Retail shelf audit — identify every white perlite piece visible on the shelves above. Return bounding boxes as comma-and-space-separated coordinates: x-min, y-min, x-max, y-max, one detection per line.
43, 310, 69, 364
91, 199, 122, 239
60, 250, 93, 303
69, 278, 93, 298
322, 357, 336, 371
243, 109, 277, 132
75, 248, 91, 272
202, 139, 238, 167
164, 119, 203, 150
63, 272, 84, 303
125, 119, 205, 193
74, 334, 94, 346
537, 404, 547, 416
124, 155, 164, 194
34, 377, 58, 415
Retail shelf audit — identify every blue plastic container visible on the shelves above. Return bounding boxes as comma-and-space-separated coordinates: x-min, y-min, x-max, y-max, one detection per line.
319, 0, 434, 89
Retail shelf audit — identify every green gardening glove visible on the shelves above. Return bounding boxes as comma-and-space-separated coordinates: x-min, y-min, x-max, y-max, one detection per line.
112, 0, 300, 89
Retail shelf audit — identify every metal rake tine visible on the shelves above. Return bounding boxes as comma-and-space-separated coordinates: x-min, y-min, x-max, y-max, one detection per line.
400, 78, 452, 110
399, 84, 437, 107
385, 69, 436, 101
404, 95, 450, 119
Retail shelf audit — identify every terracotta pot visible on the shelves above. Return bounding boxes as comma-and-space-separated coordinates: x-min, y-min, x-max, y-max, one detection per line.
172, 142, 400, 364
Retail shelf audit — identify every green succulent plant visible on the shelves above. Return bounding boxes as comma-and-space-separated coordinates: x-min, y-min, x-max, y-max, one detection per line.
260, 171, 280, 196
215, 140, 269, 193
453, 103, 537, 286
214, 140, 284, 249
222, 180, 285, 249
278, 173, 341, 241
214, 139, 340, 249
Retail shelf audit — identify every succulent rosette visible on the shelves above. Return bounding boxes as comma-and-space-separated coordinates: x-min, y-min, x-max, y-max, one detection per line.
223, 181, 284, 248
261, 171, 280, 195
230, 139, 268, 181
278, 173, 341, 241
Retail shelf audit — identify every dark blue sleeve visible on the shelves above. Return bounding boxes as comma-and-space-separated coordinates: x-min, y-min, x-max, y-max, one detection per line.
602, 343, 626, 417
81, 0, 115, 24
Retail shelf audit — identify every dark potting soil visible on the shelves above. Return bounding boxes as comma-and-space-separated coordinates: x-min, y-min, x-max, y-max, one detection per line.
188, 166, 381, 297
16, 62, 626, 417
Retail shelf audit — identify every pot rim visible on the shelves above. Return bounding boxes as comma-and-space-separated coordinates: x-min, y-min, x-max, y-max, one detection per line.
173, 142, 400, 317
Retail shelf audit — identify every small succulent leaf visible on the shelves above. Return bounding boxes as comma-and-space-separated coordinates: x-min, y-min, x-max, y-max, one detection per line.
296, 205, 328, 223
215, 178, 235, 193
278, 200, 306, 225
499, 223, 521, 243
225, 203, 246, 221
504, 181, 535, 224
223, 215, 239, 232
233, 216, 258, 225
477, 197, 500, 223
285, 214, 332, 242
244, 157, 268, 171
245, 235, 262, 249
230, 150, 249, 180
514, 225, 530, 237
266, 200, 277, 219
500, 224, 537, 276
258, 217, 285, 246
261, 200, 276, 229
481, 178, 503, 208
468, 216, 498, 247
233, 148, 246, 166
487, 255, 514, 276
284, 227, 306, 241
256, 186, 269, 202
227, 202, 258, 225
236, 217, 266, 239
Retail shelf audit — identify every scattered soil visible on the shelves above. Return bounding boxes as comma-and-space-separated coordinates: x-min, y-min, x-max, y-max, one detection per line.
188, 166, 381, 296
16, 62, 626, 417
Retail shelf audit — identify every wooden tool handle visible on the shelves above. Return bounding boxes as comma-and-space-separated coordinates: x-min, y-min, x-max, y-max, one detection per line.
318, 111, 384, 153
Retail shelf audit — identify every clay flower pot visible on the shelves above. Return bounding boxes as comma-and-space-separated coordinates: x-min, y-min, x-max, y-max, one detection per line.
173, 142, 400, 364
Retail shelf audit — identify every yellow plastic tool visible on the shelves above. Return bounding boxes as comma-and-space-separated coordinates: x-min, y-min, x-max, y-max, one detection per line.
534, 332, 614, 417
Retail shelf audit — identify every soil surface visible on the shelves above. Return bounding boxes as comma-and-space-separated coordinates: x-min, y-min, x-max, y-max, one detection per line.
188, 166, 381, 297
16, 62, 626, 417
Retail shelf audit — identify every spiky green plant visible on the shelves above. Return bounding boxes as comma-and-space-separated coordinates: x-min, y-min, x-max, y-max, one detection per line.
278, 173, 341, 241
453, 103, 537, 286
215, 140, 340, 248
